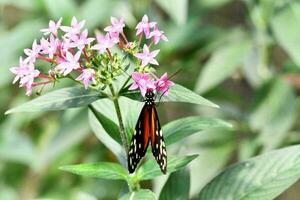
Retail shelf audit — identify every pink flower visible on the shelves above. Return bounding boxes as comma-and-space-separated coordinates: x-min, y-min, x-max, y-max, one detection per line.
149, 26, 168, 45
129, 72, 156, 96
76, 68, 96, 89
134, 44, 160, 67
104, 17, 125, 36
61, 17, 86, 39
40, 34, 59, 59
10, 57, 40, 96
91, 33, 115, 54
155, 73, 174, 95
24, 40, 41, 63
55, 51, 81, 76
57, 38, 72, 55
40, 17, 62, 36
136, 15, 156, 38
69, 29, 95, 51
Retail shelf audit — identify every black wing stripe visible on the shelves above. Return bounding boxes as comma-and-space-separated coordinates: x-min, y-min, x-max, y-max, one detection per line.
151, 106, 167, 174
128, 105, 150, 173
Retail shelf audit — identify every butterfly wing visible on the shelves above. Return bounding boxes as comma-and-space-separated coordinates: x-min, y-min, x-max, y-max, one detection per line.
128, 104, 151, 173
150, 106, 167, 174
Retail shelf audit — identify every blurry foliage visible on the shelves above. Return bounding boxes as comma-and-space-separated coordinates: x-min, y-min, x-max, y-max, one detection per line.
1, 0, 300, 199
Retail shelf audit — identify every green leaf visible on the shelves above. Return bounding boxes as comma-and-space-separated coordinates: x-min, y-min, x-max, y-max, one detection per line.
249, 78, 296, 151
163, 116, 232, 145
271, 2, 300, 67
120, 189, 156, 200
5, 87, 105, 114
59, 162, 128, 180
88, 108, 126, 165
159, 168, 190, 200
154, 0, 188, 25
198, 145, 300, 200
124, 84, 218, 108
89, 104, 121, 144
42, 0, 77, 19
35, 108, 90, 170
137, 155, 198, 180
195, 31, 252, 93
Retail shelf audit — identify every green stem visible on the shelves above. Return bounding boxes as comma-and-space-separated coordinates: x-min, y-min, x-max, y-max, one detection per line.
109, 84, 129, 156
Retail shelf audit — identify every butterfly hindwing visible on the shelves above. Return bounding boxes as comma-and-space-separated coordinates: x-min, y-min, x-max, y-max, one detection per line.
150, 106, 167, 174
128, 105, 150, 173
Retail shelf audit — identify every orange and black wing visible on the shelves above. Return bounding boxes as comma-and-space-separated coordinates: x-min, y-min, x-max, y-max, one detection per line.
128, 105, 151, 173
150, 106, 167, 174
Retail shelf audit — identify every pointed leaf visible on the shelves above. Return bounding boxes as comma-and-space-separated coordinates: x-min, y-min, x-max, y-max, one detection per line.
59, 162, 128, 180
89, 104, 121, 144
163, 116, 232, 145
196, 32, 252, 93
88, 109, 126, 165
137, 155, 198, 180
154, 0, 188, 25
271, 2, 300, 67
159, 168, 190, 200
6, 87, 105, 114
124, 84, 218, 108
198, 145, 300, 200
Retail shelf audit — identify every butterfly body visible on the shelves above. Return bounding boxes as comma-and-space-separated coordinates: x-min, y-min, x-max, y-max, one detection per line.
128, 90, 167, 174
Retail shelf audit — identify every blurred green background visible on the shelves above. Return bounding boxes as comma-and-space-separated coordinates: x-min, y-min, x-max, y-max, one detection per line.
1, 0, 300, 199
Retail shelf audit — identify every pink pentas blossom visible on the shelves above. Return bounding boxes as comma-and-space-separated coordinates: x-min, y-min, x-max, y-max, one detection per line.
155, 73, 174, 95
55, 51, 81, 76
129, 72, 156, 96
40, 34, 59, 59
136, 15, 157, 38
91, 33, 115, 54
149, 26, 168, 45
69, 29, 95, 51
104, 17, 125, 36
10, 57, 40, 96
40, 17, 62, 36
76, 68, 96, 89
24, 40, 41, 63
134, 44, 160, 67
61, 17, 86, 39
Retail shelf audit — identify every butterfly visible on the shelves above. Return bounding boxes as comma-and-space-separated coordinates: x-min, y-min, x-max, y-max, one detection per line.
127, 89, 167, 174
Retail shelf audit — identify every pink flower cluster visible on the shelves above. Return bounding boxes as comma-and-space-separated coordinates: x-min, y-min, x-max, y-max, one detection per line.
10, 17, 96, 95
129, 72, 174, 97
10, 14, 172, 97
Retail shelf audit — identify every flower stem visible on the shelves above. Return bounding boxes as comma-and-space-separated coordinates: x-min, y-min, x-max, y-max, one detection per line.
121, 32, 129, 45
109, 84, 129, 156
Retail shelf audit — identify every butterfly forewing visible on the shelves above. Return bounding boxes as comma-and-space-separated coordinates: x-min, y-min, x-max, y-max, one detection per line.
128, 105, 150, 173
151, 106, 167, 174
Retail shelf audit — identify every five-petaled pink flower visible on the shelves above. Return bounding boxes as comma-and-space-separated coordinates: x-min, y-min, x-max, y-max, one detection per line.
40, 34, 59, 59
61, 17, 86, 40
91, 33, 115, 54
155, 73, 174, 95
55, 51, 81, 76
70, 29, 95, 51
10, 57, 40, 96
24, 40, 41, 63
40, 17, 62, 36
135, 44, 160, 67
76, 68, 96, 89
104, 17, 125, 36
129, 72, 156, 96
136, 15, 156, 38
149, 26, 168, 45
